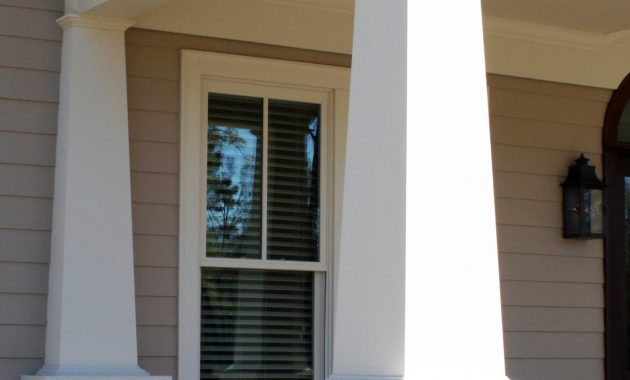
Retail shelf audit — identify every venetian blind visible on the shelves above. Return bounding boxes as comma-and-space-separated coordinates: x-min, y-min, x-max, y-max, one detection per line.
200, 268, 314, 379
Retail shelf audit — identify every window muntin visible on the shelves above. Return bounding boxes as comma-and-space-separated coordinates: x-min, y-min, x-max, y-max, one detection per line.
200, 82, 328, 380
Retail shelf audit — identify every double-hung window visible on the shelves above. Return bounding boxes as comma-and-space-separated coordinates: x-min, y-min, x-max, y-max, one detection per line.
179, 51, 349, 380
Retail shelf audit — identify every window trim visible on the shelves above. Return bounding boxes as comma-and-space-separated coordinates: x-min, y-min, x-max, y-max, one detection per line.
179, 50, 349, 380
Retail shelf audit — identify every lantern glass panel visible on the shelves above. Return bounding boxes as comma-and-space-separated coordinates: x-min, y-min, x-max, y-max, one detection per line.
585, 188, 603, 235
564, 186, 580, 236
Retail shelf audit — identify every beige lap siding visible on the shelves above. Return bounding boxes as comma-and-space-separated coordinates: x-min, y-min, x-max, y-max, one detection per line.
125, 28, 351, 379
0, 1, 63, 379
488, 74, 610, 380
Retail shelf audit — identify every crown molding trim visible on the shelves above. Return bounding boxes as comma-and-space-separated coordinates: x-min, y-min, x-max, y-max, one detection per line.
258, 0, 354, 15
57, 13, 133, 31
483, 16, 630, 51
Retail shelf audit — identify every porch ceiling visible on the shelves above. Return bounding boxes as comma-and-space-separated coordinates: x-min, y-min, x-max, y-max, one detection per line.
482, 0, 630, 35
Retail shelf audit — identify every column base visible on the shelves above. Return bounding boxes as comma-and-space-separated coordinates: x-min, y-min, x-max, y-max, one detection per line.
328, 376, 403, 380
23, 377, 170, 380
22, 364, 171, 380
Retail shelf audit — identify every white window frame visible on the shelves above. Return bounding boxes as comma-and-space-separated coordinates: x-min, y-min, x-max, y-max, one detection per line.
179, 50, 349, 380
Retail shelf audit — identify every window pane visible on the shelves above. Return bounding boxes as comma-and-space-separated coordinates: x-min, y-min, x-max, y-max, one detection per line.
201, 268, 314, 379
267, 100, 320, 262
618, 102, 630, 143
207, 93, 263, 259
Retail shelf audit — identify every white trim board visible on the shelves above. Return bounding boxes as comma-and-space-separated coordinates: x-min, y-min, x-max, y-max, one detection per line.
484, 16, 630, 89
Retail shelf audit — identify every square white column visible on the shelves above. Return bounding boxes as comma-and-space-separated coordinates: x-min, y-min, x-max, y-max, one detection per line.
22, 14, 169, 380
406, 1, 509, 379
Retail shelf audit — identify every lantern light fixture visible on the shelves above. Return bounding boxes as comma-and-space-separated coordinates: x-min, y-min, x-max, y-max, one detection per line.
561, 154, 606, 239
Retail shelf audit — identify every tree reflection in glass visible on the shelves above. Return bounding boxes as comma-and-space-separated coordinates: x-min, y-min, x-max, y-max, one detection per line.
206, 93, 263, 259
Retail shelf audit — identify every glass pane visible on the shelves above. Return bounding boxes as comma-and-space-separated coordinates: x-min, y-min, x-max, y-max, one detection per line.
207, 93, 263, 259
586, 189, 603, 234
201, 268, 314, 380
619, 102, 630, 142
267, 100, 320, 262
625, 177, 630, 368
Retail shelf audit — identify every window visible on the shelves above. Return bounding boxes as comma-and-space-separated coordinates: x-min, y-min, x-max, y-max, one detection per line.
604, 71, 630, 379
179, 51, 349, 380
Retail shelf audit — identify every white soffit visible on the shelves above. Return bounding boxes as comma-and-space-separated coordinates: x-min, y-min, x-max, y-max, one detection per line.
483, 15, 630, 89
132, 0, 354, 54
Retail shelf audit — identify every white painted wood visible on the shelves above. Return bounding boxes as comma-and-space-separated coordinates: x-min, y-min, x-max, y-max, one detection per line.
484, 16, 630, 89
23, 13, 168, 380
332, 1, 405, 378
407, 1, 508, 380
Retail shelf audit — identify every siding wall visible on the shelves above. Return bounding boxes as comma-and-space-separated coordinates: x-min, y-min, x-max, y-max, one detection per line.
125, 28, 351, 379
488, 74, 611, 380
0, 1, 63, 379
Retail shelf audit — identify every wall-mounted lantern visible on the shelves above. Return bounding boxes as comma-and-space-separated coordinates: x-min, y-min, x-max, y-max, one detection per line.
561, 154, 606, 239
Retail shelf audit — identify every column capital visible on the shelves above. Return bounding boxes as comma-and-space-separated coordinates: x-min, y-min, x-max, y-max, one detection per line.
57, 13, 133, 31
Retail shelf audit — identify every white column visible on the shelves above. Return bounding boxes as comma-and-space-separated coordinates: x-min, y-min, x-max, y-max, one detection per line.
331, 1, 406, 379
406, 1, 509, 380
23, 14, 169, 380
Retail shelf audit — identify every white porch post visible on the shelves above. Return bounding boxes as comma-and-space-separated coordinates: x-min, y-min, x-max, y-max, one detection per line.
406, 1, 509, 380
23, 13, 168, 380
331, 1, 406, 379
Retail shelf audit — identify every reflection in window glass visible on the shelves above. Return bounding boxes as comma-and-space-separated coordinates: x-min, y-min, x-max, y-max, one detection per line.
618, 103, 630, 143
207, 93, 263, 259
267, 100, 320, 262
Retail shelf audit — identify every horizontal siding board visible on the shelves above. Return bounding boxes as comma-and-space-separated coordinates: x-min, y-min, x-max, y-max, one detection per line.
487, 74, 612, 102
0, 230, 50, 263
0, 0, 63, 11
126, 28, 352, 68
0, 197, 52, 231
499, 253, 603, 283
0, 132, 56, 166
502, 306, 603, 333
130, 141, 178, 174
126, 45, 179, 80
134, 267, 177, 297
0, 164, 53, 198
501, 281, 603, 308
131, 172, 178, 205
0, 262, 48, 294
137, 326, 177, 356
495, 199, 561, 228
493, 171, 562, 202
127, 77, 179, 113
491, 144, 602, 177
0, 99, 58, 135
0, 67, 59, 103
0, 294, 46, 325
488, 87, 607, 127
0, 325, 45, 358
505, 358, 603, 380
504, 332, 603, 359
136, 296, 177, 326
0, 5, 61, 41
496, 225, 603, 257
129, 110, 179, 143
133, 235, 178, 268
0, 35, 60, 72
138, 356, 177, 379
490, 116, 602, 154
132, 203, 178, 236
0, 358, 43, 380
